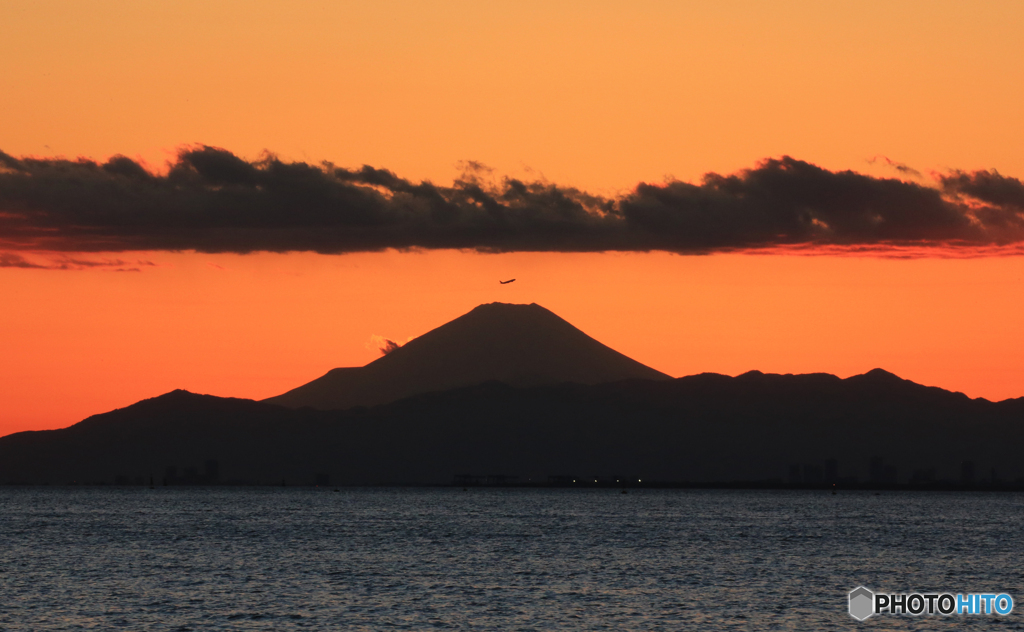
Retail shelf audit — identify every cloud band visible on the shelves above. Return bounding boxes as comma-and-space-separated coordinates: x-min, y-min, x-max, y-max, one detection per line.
1, 147, 1022, 256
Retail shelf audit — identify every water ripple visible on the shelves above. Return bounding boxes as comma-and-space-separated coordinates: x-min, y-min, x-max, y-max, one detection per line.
1, 488, 1022, 630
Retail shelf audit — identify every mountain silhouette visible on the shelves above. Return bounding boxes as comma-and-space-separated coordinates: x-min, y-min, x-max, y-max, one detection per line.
4, 304, 1024, 487
3, 369, 1024, 487
264, 302, 670, 410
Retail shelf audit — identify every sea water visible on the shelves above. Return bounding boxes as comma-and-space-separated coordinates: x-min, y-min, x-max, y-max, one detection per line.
1, 487, 1022, 630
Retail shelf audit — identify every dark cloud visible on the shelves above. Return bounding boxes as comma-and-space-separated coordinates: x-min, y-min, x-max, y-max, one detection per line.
868, 155, 923, 178
941, 169, 1024, 210
0, 250, 153, 271
940, 170, 1024, 239
0, 252, 47, 268
102, 155, 153, 180
1, 146, 1022, 256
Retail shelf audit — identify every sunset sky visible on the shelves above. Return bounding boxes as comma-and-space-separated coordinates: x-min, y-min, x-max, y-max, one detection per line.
2, 0, 1024, 435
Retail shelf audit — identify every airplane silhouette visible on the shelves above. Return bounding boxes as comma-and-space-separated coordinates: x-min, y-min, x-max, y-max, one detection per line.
500, 279, 516, 284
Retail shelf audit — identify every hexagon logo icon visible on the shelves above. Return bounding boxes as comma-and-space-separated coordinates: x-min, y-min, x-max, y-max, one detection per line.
849, 586, 874, 621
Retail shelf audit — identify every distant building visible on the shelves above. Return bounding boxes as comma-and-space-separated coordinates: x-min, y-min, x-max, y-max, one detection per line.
485, 474, 518, 486
910, 468, 935, 484
204, 460, 220, 484
882, 465, 898, 484
869, 456, 885, 483
803, 464, 823, 484
788, 464, 802, 484
961, 460, 976, 484
824, 459, 838, 483
454, 474, 484, 486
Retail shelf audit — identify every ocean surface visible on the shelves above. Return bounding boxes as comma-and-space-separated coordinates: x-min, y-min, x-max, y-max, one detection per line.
1, 488, 1022, 631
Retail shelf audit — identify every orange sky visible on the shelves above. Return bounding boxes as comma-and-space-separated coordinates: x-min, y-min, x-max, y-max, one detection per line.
2, 1, 1024, 434
3, 1, 1023, 190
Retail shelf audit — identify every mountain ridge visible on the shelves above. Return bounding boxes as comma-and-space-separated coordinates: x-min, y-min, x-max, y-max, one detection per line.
4, 368, 1022, 486
264, 302, 671, 410
4, 302, 1020, 486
